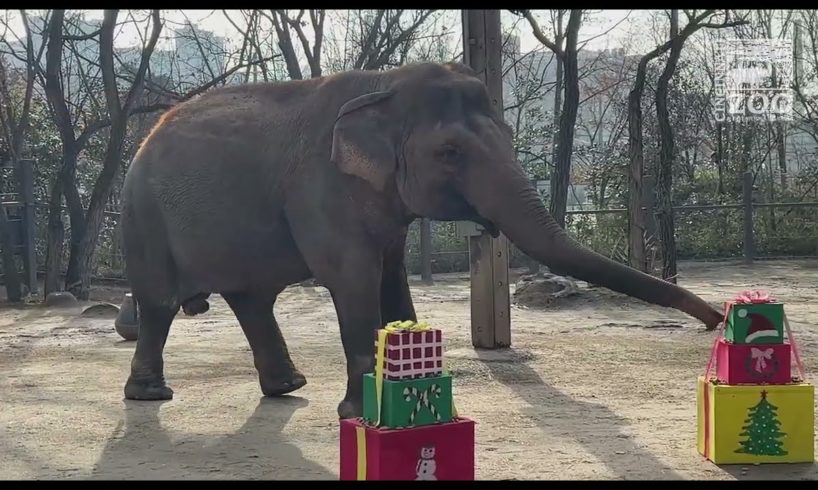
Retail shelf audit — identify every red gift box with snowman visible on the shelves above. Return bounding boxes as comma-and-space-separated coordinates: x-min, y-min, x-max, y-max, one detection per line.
339, 417, 475, 480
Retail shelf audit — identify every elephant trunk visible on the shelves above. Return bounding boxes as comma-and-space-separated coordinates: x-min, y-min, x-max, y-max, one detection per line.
466, 168, 723, 329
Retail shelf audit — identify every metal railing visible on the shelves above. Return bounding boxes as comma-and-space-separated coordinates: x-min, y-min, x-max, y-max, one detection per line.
3, 171, 818, 283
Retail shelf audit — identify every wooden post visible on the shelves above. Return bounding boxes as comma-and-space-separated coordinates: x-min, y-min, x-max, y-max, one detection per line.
18, 158, 38, 294
742, 170, 755, 263
420, 217, 433, 284
462, 10, 511, 349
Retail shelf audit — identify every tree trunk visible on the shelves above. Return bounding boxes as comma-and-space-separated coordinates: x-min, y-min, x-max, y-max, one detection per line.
0, 200, 23, 302
42, 9, 73, 298
655, 12, 683, 284
63, 162, 85, 292
271, 11, 304, 80
68, 171, 111, 300
45, 146, 81, 298
550, 12, 564, 169
549, 10, 582, 229
740, 125, 753, 174
767, 134, 777, 233
551, 56, 563, 169
716, 122, 725, 197
627, 57, 651, 272
777, 123, 787, 192
43, 175, 65, 298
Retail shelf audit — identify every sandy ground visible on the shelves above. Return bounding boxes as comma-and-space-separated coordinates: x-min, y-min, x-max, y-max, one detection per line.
1, 259, 817, 480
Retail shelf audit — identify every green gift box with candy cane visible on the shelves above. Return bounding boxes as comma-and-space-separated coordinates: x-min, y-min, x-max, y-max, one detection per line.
362, 320, 456, 429
362, 373, 454, 428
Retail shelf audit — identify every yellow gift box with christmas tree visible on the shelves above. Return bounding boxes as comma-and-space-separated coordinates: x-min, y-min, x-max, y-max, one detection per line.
696, 377, 815, 464
696, 290, 815, 465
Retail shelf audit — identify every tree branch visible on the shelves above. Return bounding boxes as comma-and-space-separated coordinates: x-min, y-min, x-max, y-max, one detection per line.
63, 28, 101, 41
123, 9, 163, 113
99, 10, 122, 120
513, 9, 564, 57
43, 9, 77, 146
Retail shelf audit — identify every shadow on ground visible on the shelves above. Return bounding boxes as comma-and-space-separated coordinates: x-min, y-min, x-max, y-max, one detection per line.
478, 349, 684, 479
719, 462, 817, 481
477, 348, 817, 480
90, 396, 334, 480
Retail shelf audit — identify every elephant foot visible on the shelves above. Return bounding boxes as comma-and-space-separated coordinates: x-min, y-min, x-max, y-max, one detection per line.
260, 369, 307, 397
337, 397, 363, 419
124, 376, 174, 401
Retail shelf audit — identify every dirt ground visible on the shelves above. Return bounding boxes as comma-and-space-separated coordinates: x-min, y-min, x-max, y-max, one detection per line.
1, 259, 817, 480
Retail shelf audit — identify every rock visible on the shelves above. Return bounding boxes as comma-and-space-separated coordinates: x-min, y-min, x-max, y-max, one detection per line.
81, 303, 120, 318
512, 272, 579, 309
44, 291, 79, 308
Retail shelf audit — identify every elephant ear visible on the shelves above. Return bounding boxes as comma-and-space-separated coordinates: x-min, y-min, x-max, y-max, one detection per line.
330, 90, 396, 191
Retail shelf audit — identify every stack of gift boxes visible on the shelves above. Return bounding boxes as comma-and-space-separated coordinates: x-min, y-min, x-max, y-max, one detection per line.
697, 292, 814, 464
340, 320, 475, 480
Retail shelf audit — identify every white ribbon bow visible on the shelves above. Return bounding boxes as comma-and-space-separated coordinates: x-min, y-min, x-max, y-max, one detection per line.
751, 347, 774, 372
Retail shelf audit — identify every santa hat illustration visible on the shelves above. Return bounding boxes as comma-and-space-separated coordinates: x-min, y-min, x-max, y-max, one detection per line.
737, 308, 779, 342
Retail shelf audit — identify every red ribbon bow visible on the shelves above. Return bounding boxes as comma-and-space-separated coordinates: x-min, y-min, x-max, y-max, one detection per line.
733, 290, 774, 304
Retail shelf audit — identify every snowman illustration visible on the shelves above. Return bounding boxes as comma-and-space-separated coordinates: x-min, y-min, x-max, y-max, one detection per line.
415, 446, 437, 480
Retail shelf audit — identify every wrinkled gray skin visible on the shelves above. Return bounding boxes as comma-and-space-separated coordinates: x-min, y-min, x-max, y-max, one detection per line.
121, 62, 723, 418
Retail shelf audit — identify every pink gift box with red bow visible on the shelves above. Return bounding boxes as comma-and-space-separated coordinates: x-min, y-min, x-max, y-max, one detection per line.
715, 337, 793, 385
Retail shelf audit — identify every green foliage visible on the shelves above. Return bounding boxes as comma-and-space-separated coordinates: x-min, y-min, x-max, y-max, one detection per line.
405, 220, 469, 275
566, 212, 629, 263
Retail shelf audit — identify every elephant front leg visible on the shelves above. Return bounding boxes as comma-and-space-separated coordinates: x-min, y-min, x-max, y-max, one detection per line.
318, 256, 382, 419
332, 279, 384, 419
381, 241, 417, 324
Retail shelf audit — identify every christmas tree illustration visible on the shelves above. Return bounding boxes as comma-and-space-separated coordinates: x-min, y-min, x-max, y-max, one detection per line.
734, 390, 788, 456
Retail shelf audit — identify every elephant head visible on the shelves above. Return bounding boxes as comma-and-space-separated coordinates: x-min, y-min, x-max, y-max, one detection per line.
329, 62, 723, 329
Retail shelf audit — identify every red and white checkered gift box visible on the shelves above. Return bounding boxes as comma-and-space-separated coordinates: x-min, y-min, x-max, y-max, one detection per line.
375, 329, 443, 381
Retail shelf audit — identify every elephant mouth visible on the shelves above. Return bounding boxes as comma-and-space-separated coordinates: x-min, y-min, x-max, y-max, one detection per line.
474, 216, 500, 238
456, 199, 499, 237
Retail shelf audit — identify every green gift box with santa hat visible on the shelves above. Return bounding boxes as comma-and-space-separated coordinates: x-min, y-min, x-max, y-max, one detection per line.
724, 291, 784, 345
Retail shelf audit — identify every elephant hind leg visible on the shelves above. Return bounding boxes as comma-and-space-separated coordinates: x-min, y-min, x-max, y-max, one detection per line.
124, 301, 178, 400
222, 291, 307, 396
122, 206, 181, 400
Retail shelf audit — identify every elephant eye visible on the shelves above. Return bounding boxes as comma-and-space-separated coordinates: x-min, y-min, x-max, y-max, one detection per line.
436, 144, 461, 163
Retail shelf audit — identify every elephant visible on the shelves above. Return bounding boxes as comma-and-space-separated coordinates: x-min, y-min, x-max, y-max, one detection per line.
120, 61, 723, 419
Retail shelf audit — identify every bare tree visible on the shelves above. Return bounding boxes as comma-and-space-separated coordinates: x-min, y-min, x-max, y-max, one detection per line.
1, 10, 279, 297
323, 10, 440, 74
0, 10, 48, 301
573, 52, 632, 209
0, 60, 23, 302
67, 9, 162, 299
626, 9, 746, 275
502, 42, 558, 176
264, 9, 325, 79
793, 10, 818, 146
42, 9, 91, 297
514, 9, 583, 229
655, 10, 746, 281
